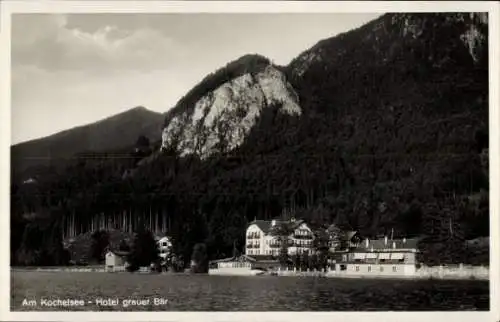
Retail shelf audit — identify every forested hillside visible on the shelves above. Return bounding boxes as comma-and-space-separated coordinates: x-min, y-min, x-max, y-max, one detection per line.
11, 106, 165, 181
11, 13, 489, 266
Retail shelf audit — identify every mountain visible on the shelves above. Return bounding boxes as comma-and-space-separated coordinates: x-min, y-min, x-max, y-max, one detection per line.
11, 13, 489, 267
11, 106, 166, 180
161, 54, 301, 158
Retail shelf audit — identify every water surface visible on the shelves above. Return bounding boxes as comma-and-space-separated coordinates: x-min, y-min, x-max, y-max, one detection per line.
11, 271, 489, 311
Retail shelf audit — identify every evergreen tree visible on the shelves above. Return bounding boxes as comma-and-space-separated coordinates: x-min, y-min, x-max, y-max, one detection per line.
127, 225, 159, 272
119, 239, 130, 252
190, 243, 208, 273
89, 230, 109, 263
269, 221, 295, 267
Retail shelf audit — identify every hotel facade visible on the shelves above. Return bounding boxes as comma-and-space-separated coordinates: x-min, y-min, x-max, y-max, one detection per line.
245, 218, 315, 257
244, 218, 420, 276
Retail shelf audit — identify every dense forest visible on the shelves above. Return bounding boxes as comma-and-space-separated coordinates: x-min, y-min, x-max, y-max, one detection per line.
10, 13, 489, 267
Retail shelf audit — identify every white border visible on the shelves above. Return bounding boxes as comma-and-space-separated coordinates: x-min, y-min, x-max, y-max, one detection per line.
1, 1, 499, 322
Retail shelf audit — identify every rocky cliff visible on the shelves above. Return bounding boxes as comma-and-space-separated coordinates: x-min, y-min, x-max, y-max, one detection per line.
161, 63, 301, 159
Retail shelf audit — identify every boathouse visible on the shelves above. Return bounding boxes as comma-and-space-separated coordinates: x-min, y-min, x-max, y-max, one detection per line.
209, 254, 255, 269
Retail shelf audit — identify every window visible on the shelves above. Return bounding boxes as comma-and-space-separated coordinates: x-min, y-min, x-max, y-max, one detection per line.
380, 266, 384, 272
355, 266, 360, 272
368, 266, 371, 272
392, 266, 397, 272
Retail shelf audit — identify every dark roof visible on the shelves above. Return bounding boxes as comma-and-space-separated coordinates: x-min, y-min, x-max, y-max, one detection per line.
250, 255, 276, 261
250, 220, 272, 233
290, 219, 306, 230
210, 255, 256, 264
345, 231, 359, 240
249, 218, 310, 234
109, 250, 130, 257
307, 222, 328, 231
353, 238, 420, 251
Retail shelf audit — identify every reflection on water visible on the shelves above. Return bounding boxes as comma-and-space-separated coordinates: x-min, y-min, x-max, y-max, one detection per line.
11, 272, 489, 311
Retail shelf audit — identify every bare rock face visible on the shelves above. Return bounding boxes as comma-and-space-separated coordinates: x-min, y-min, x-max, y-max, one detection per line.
161, 65, 301, 158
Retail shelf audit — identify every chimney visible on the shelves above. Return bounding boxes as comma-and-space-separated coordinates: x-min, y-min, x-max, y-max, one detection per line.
392, 241, 396, 249
365, 238, 369, 248
385, 236, 388, 246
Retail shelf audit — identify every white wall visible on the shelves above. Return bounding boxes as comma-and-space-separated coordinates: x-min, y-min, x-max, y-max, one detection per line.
289, 222, 314, 255
105, 252, 116, 267
333, 263, 416, 276
105, 252, 125, 267
218, 262, 251, 268
157, 236, 172, 259
246, 222, 317, 256
246, 224, 264, 256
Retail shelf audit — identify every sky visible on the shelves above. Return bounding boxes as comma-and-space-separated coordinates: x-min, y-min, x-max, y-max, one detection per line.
11, 13, 381, 145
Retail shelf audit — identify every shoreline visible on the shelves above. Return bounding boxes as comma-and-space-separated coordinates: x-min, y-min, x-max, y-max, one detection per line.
11, 267, 489, 281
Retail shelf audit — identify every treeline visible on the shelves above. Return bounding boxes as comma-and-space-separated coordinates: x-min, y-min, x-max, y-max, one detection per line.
10, 13, 489, 267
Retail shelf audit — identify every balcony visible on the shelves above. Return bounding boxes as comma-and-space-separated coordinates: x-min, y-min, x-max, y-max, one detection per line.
293, 234, 313, 240
291, 241, 313, 247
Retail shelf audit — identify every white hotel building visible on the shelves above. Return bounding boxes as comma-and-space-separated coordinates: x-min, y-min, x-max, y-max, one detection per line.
245, 218, 315, 257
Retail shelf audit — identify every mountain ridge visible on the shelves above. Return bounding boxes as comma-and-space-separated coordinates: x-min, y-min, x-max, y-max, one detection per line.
11, 105, 166, 180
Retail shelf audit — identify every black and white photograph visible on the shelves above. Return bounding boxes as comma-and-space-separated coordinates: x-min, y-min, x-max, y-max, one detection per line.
1, 0, 499, 320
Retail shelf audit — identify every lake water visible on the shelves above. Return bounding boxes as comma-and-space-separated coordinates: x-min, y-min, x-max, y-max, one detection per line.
11, 271, 489, 311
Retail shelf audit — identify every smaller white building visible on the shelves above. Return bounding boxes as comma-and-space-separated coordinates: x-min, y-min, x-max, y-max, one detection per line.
157, 236, 172, 260
105, 250, 129, 272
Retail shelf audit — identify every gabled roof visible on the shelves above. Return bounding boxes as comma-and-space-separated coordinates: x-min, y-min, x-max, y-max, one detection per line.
250, 254, 276, 261
210, 254, 256, 264
353, 237, 420, 251
249, 220, 273, 233
155, 235, 171, 241
345, 231, 359, 241
107, 250, 130, 257
248, 218, 310, 234
290, 219, 306, 230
